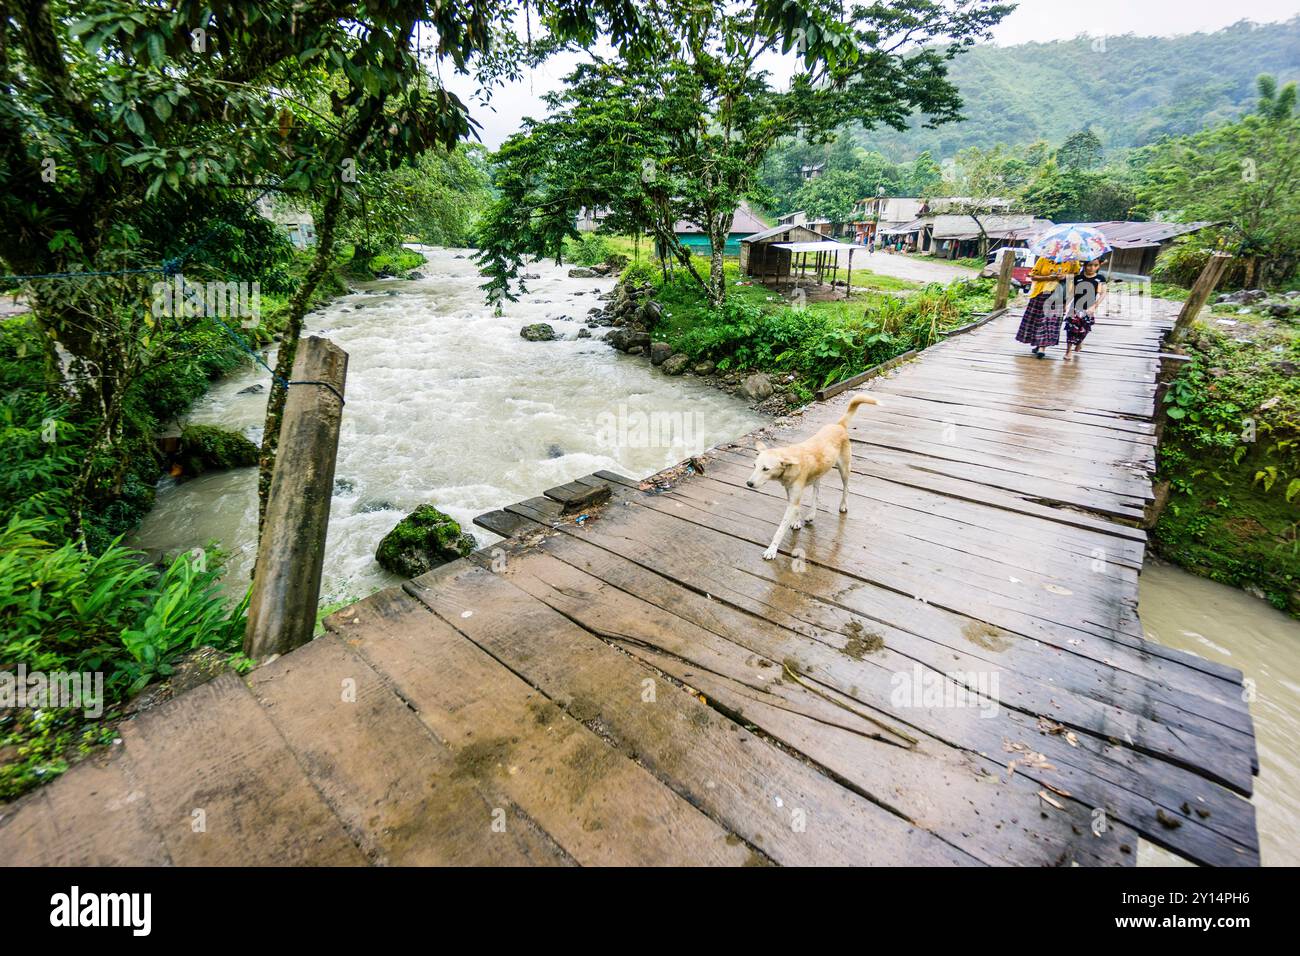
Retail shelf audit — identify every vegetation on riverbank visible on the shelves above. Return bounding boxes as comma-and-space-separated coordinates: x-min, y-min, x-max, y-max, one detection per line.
614, 256, 995, 403
0, 239, 423, 800
1155, 313, 1300, 615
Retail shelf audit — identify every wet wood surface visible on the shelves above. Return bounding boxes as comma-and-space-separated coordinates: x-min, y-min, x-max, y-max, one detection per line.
0, 302, 1258, 866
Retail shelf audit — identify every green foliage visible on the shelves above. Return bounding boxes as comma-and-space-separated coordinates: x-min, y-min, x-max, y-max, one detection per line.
1154, 319, 1300, 614
0, 516, 248, 693
655, 267, 993, 397
565, 234, 616, 267
476, 0, 1012, 308
1134, 75, 1300, 287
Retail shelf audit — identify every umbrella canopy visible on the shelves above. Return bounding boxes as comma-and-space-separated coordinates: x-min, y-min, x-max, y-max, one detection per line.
1029, 224, 1112, 263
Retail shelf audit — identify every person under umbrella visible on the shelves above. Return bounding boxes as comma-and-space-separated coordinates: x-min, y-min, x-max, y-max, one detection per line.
1014, 225, 1112, 359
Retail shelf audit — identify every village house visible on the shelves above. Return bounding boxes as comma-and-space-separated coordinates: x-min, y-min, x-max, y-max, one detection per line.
1076, 221, 1213, 278
672, 200, 769, 256
256, 197, 317, 249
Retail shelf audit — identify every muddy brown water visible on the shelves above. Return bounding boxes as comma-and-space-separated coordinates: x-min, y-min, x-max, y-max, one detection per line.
1138, 559, 1300, 866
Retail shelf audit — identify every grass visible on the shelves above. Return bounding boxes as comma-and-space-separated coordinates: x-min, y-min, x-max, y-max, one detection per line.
622, 254, 995, 402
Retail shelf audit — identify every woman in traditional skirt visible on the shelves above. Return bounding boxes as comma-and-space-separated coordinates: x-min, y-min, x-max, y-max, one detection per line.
1015, 256, 1079, 358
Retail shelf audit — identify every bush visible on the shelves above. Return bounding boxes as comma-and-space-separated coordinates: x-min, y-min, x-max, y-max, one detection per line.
179, 425, 259, 476
0, 516, 248, 695
566, 233, 615, 266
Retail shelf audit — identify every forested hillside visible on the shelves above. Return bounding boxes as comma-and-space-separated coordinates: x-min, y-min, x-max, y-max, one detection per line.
858, 18, 1300, 160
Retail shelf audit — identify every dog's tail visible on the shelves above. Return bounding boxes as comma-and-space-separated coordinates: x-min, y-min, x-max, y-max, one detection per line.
837, 393, 879, 428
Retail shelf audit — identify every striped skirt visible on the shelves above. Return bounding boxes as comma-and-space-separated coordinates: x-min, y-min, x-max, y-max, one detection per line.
1015, 291, 1067, 349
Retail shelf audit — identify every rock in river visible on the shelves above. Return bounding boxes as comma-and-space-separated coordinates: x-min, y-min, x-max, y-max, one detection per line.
650, 341, 674, 366
741, 372, 774, 401
376, 505, 477, 578
520, 323, 557, 341
662, 353, 690, 375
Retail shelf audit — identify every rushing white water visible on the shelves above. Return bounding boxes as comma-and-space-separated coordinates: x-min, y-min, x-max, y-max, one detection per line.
129, 246, 764, 604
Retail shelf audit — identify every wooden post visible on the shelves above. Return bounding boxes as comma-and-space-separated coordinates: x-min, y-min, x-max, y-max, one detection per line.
845, 247, 853, 299
1172, 253, 1232, 342
994, 246, 1015, 311
245, 336, 349, 659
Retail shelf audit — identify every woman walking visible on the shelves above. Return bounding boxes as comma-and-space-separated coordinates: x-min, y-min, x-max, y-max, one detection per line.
1015, 255, 1078, 358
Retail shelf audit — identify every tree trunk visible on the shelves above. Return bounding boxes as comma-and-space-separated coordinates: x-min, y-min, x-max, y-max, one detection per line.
257, 189, 344, 534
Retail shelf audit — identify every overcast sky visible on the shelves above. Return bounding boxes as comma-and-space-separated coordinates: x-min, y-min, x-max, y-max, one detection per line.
444, 1, 1299, 148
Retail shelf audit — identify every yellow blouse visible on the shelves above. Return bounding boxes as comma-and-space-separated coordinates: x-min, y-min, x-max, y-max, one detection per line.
1028, 257, 1080, 299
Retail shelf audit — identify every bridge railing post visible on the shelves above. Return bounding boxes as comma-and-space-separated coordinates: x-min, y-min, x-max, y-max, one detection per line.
993, 246, 1016, 311
244, 336, 348, 660
1171, 252, 1232, 343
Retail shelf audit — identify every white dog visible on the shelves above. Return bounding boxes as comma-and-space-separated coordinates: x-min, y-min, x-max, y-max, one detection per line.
745, 393, 878, 560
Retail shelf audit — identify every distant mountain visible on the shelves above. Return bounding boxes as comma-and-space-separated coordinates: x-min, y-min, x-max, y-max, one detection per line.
856, 18, 1300, 160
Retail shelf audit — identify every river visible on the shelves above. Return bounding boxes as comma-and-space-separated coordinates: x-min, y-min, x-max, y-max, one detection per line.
129, 246, 763, 605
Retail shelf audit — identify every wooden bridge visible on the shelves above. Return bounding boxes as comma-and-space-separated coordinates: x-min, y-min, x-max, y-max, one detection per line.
0, 301, 1259, 866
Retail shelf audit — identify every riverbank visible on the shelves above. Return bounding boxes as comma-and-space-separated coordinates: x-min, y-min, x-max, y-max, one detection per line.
0, 243, 425, 800
593, 255, 999, 411
1153, 301, 1300, 616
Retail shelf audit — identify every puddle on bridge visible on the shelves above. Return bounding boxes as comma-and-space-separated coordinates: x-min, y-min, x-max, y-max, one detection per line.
1137, 558, 1300, 867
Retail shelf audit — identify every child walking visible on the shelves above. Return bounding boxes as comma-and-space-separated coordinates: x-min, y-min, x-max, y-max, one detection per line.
1064, 258, 1108, 359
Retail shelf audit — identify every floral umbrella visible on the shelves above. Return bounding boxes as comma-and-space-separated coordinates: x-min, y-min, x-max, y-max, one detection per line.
1029, 224, 1112, 263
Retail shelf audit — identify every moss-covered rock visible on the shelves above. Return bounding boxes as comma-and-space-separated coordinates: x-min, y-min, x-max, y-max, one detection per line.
178, 425, 259, 476
376, 505, 477, 578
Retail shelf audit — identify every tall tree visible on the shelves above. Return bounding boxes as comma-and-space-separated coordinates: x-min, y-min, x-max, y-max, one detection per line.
1136, 74, 1300, 287
478, 0, 1014, 309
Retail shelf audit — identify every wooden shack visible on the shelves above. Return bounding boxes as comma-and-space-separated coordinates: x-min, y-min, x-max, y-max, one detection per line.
740, 224, 842, 284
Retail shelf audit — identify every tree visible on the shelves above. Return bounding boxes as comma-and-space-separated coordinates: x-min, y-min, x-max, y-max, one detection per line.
477, 0, 1014, 309
1136, 74, 1300, 287
1057, 128, 1103, 171
0, 0, 649, 536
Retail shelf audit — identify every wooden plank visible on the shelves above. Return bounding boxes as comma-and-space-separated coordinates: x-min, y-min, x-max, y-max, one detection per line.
119, 672, 366, 865
0, 750, 170, 866
472, 542, 1139, 866
402, 561, 979, 866
496, 506, 1257, 865
249, 630, 571, 866
330, 587, 756, 866
815, 349, 919, 401
543, 479, 611, 513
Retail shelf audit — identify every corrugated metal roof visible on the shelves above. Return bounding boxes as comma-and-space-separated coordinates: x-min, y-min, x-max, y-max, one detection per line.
773, 240, 862, 253
674, 200, 769, 236
879, 217, 929, 235
741, 223, 838, 244
1075, 221, 1212, 248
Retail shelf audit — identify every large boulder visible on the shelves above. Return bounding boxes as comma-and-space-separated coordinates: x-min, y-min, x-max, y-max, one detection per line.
650, 341, 674, 366
376, 505, 477, 579
520, 323, 557, 341
740, 372, 774, 401
568, 267, 601, 278
178, 425, 259, 477
662, 353, 690, 375
607, 328, 651, 352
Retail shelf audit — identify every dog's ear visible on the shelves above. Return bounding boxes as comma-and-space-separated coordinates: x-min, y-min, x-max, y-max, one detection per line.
755, 441, 767, 452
